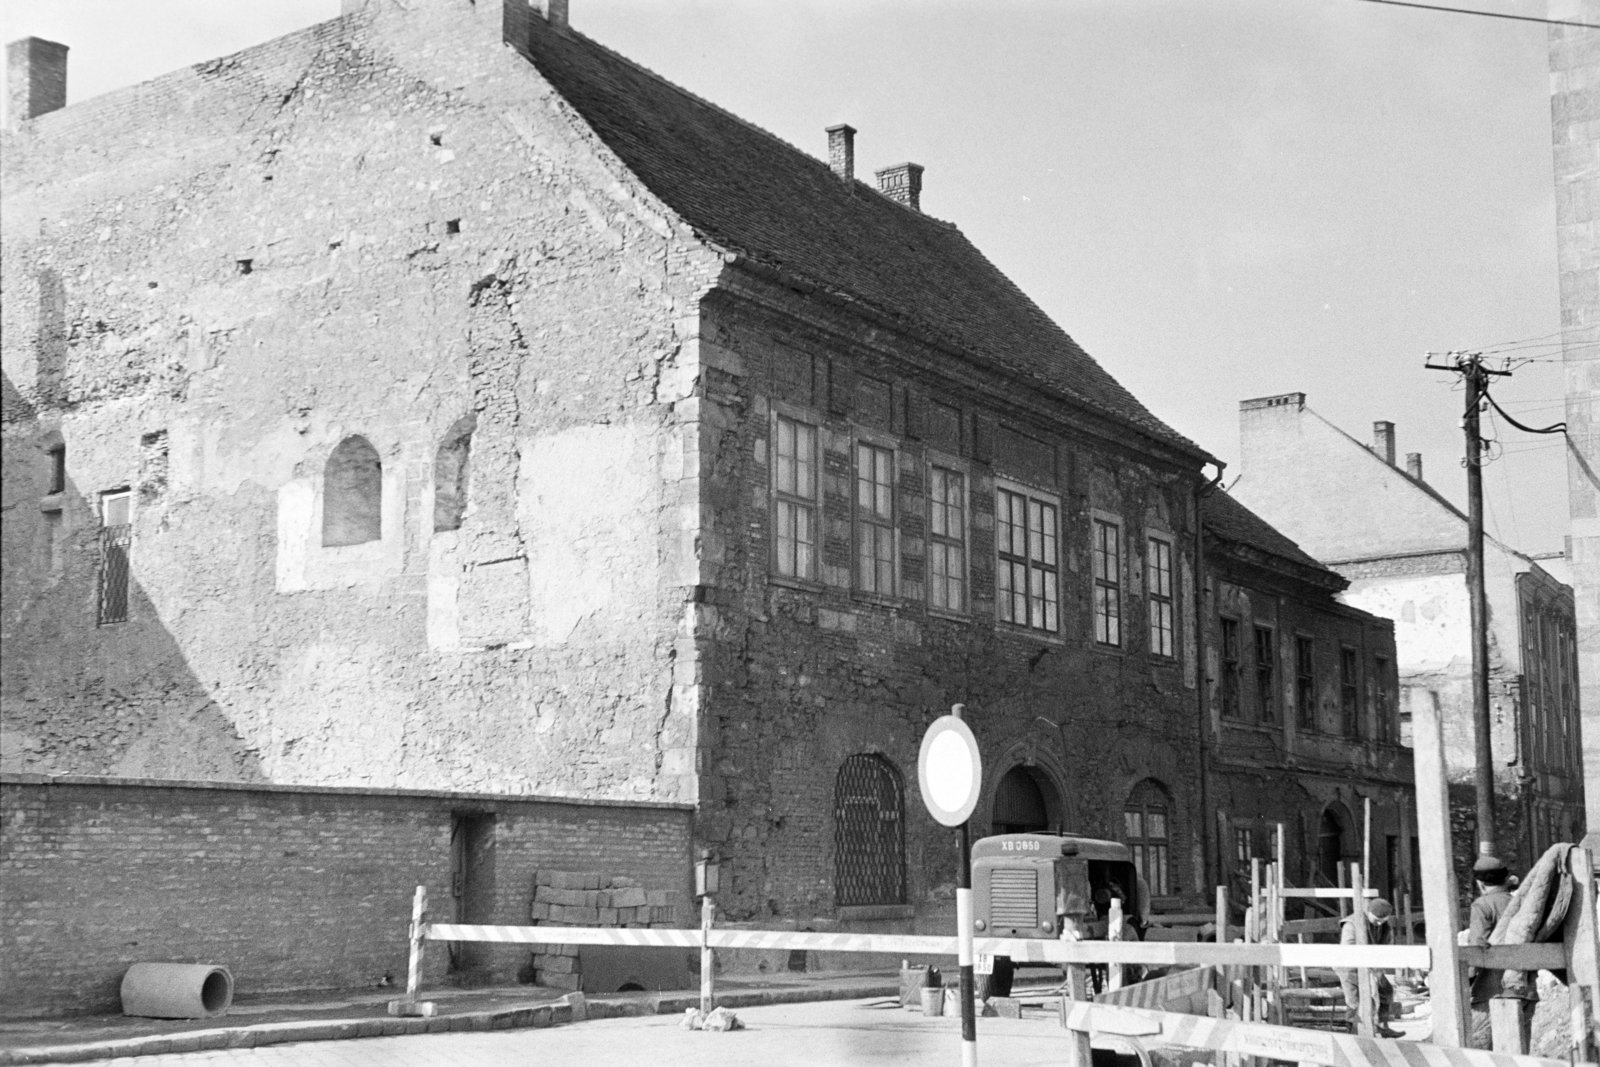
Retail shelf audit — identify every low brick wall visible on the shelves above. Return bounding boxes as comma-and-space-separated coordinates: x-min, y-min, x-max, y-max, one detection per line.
0, 775, 694, 1018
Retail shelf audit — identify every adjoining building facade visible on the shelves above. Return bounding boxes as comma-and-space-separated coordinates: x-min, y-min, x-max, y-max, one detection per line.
3, 0, 1411, 1009
1232, 393, 1585, 878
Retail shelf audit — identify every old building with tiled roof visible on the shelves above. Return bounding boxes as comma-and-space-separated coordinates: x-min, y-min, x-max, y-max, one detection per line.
2, 0, 1408, 1011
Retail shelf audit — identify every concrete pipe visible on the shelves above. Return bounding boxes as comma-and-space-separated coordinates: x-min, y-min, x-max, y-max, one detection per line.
120, 963, 233, 1019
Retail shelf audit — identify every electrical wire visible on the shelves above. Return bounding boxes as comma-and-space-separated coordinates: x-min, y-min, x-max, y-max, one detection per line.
1349, 0, 1600, 29
1484, 388, 1568, 435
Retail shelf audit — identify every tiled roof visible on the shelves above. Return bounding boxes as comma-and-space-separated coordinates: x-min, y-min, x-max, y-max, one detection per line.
517, 20, 1211, 462
1201, 491, 1336, 578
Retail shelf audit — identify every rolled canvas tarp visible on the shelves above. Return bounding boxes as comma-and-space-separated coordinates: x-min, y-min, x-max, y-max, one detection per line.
120, 963, 233, 1019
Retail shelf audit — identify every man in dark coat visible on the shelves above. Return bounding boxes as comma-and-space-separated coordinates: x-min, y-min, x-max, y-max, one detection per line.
1338, 898, 1400, 1037
1466, 855, 1524, 1050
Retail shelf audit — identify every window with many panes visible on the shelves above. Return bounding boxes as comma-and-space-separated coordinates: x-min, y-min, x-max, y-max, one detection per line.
996, 487, 1059, 631
772, 416, 817, 580
1147, 537, 1174, 657
1340, 647, 1361, 739
927, 466, 966, 612
1255, 626, 1276, 723
99, 489, 133, 625
1296, 636, 1316, 730
1220, 618, 1241, 718
1124, 779, 1171, 896
855, 443, 895, 594
1092, 517, 1121, 646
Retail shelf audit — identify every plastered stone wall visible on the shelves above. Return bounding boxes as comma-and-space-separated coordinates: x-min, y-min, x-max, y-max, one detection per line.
0, 775, 693, 1017
0, 0, 726, 801
687, 282, 1210, 922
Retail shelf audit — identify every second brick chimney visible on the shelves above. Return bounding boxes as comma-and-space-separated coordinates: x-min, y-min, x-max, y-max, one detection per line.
6, 37, 69, 130
1372, 421, 1395, 466
826, 124, 856, 180
1406, 453, 1424, 481
876, 163, 924, 212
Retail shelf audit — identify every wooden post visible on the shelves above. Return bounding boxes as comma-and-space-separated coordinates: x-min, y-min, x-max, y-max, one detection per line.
700, 893, 716, 1014
1251, 858, 1263, 942
1414, 697, 1469, 1047
1107, 897, 1125, 991
1403, 891, 1415, 984
1363, 797, 1373, 892
1062, 960, 1092, 1067
1352, 862, 1374, 1038
1217, 885, 1229, 944
1489, 999, 1528, 1054
1337, 862, 1349, 922
387, 885, 436, 1017
1563, 846, 1600, 1063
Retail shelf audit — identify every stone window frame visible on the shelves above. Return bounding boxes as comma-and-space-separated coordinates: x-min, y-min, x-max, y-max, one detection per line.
1254, 624, 1277, 724
851, 427, 900, 602
1219, 615, 1242, 719
770, 409, 821, 585
1089, 510, 1123, 648
1294, 633, 1317, 732
1145, 532, 1176, 659
925, 452, 970, 616
995, 479, 1062, 635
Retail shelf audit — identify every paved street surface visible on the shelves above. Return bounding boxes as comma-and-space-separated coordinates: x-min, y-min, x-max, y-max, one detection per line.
76, 997, 1079, 1067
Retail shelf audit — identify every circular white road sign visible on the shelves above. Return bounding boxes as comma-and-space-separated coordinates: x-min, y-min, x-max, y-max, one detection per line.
918, 714, 982, 827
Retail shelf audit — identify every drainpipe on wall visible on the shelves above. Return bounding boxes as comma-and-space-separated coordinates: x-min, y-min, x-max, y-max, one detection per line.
1195, 462, 1225, 892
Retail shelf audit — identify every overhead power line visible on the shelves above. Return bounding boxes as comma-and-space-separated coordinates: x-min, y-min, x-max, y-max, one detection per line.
1350, 0, 1600, 29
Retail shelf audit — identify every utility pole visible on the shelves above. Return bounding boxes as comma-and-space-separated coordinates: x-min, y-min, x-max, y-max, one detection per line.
1426, 351, 1511, 859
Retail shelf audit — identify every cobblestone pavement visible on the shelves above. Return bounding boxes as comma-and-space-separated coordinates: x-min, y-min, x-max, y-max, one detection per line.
74, 998, 1075, 1067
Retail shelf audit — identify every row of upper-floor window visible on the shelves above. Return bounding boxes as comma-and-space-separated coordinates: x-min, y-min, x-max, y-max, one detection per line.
770, 413, 1180, 654
1215, 616, 1397, 743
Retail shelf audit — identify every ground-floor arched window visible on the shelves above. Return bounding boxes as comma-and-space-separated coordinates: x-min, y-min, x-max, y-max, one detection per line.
1124, 779, 1172, 896
834, 754, 906, 907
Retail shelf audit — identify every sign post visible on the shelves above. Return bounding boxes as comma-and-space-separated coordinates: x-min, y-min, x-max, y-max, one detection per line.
919, 703, 984, 1067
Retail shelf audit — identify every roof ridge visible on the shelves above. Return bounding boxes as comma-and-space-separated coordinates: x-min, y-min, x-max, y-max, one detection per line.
1307, 405, 1470, 525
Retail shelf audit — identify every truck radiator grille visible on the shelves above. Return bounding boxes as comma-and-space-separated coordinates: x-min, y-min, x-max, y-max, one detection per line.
989, 868, 1038, 929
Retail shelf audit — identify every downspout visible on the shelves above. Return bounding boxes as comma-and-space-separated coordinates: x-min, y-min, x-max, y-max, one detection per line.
1195, 461, 1225, 893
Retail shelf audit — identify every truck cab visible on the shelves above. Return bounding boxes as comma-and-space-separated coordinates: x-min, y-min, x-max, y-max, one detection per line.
972, 833, 1147, 940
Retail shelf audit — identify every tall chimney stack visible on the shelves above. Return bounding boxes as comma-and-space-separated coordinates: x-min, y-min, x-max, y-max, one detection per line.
875, 163, 924, 212
1406, 452, 1424, 481
6, 37, 69, 130
826, 124, 856, 180
539, 0, 568, 31
1373, 421, 1395, 466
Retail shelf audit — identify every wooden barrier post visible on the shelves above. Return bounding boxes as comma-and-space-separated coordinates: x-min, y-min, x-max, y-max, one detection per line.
1414, 697, 1469, 1047
1564, 846, 1600, 1063
1351, 863, 1374, 1038
1403, 892, 1415, 985
1217, 886, 1229, 945
388, 885, 436, 1017
700, 892, 716, 1015
1108, 897, 1125, 991
1062, 958, 1092, 1067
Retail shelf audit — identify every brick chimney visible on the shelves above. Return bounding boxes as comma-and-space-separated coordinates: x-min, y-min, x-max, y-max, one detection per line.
1406, 452, 1424, 481
827, 124, 856, 181
1372, 421, 1395, 465
540, 0, 569, 30
876, 163, 924, 212
6, 37, 69, 130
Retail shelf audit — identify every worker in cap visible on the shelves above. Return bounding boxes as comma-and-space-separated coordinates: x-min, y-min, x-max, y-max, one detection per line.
1338, 897, 1400, 1037
1466, 855, 1528, 1049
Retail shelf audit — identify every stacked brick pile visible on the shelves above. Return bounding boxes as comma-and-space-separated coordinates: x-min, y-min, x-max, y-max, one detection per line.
528, 870, 687, 990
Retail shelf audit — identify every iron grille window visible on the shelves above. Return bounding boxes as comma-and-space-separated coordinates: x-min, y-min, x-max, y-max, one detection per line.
1296, 636, 1316, 730
773, 416, 817, 579
1374, 656, 1391, 742
1340, 647, 1360, 739
834, 754, 906, 907
927, 466, 966, 612
1124, 780, 1171, 896
1091, 517, 1120, 645
1255, 627, 1276, 723
1147, 537, 1174, 657
996, 488, 1059, 631
99, 490, 132, 625
855, 443, 895, 594
1220, 618, 1241, 718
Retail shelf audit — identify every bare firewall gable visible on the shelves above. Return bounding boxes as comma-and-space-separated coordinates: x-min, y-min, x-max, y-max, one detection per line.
0, 1, 726, 799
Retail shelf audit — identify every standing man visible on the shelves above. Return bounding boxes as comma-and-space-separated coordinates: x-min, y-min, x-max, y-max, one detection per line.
1465, 856, 1530, 1050
1339, 898, 1401, 1037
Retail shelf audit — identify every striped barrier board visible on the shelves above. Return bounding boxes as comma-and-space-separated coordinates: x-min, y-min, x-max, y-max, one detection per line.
1093, 966, 1216, 1012
1063, 1001, 1591, 1067
421, 923, 1429, 969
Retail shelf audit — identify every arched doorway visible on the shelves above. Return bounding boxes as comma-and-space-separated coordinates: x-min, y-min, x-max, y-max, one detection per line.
991, 765, 1062, 836
1318, 807, 1348, 884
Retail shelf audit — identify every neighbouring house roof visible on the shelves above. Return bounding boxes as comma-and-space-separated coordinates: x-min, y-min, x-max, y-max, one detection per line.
1202, 490, 1345, 591
516, 20, 1213, 464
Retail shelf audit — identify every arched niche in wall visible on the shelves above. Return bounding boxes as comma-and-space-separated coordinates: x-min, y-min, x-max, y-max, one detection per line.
990, 764, 1066, 837
1318, 802, 1355, 885
323, 435, 382, 547
1123, 778, 1174, 897
433, 414, 476, 533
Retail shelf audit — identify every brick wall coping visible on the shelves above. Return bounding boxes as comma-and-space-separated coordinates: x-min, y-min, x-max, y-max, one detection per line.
0, 772, 697, 811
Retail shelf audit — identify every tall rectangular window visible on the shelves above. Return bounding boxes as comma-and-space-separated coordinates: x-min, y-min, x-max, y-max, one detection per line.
1296, 636, 1316, 730
927, 466, 966, 612
1092, 517, 1121, 646
47, 445, 66, 494
1147, 537, 1174, 657
1255, 626, 1276, 723
1374, 656, 1391, 742
1220, 618, 1241, 718
1340, 646, 1361, 739
772, 416, 817, 579
855, 443, 895, 595
996, 487, 1059, 632
99, 490, 133, 626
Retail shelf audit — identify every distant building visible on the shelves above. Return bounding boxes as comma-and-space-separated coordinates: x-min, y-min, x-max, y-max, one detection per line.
1233, 393, 1585, 876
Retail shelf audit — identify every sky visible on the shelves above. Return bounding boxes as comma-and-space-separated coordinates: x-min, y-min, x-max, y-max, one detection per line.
0, 0, 1575, 560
